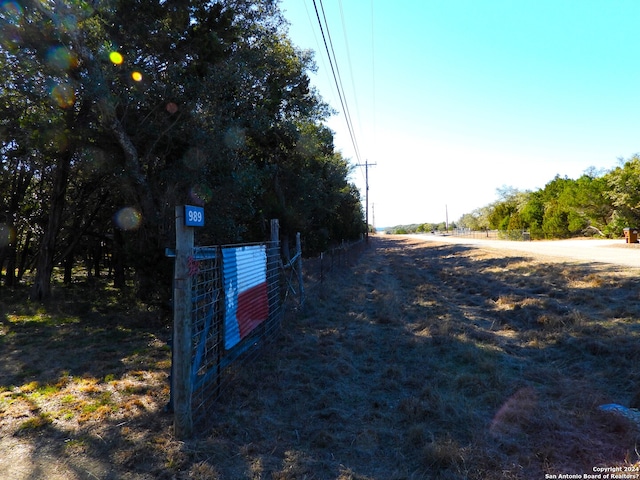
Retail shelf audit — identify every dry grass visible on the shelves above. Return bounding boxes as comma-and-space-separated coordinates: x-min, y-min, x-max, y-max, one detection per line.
0, 282, 175, 479
2, 236, 640, 479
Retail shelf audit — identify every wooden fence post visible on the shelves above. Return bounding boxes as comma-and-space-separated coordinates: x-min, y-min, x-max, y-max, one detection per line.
173, 206, 193, 438
270, 219, 279, 244
296, 232, 304, 306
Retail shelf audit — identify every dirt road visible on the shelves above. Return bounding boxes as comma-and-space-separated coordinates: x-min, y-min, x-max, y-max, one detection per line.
404, 234, 640, 268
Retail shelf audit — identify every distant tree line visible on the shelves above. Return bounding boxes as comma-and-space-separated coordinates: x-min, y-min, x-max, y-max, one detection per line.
458, 156, 640, 239
0, 0, 365, 302
387, 155, 640, 240
385, 222, 454, 235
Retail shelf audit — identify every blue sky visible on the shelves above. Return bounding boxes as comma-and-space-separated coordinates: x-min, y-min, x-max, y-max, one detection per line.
279, 0, 640, 227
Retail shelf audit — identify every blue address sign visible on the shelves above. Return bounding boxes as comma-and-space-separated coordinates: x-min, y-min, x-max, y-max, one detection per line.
184, 205, 205, 227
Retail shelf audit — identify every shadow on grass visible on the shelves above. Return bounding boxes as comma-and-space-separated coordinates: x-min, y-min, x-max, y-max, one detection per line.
0, 280, 176, 480
0, 281, 169, 386
2, 239, 639, 479
190, 235, 640, 479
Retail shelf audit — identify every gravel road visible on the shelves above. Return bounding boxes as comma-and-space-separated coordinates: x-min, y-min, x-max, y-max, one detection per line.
404, 234, 640, 269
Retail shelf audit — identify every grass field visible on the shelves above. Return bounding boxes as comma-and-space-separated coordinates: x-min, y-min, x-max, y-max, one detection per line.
1, 236, 640, 479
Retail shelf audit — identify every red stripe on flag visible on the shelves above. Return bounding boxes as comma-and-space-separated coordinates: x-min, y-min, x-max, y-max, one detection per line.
237, 282, 268, 338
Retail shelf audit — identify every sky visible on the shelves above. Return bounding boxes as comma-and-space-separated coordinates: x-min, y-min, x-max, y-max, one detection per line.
278, 0, 640, 227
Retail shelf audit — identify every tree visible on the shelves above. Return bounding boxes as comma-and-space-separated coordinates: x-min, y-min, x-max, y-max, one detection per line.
604, 155, 640, 234
560, 171, 612, 236
1, 0, 365, 301
519, 191, 545, 238
0, 2, 93, 298
488, 186, 522, 230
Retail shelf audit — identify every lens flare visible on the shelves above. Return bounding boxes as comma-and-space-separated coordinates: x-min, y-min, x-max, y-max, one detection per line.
0, 1, 23, 23
295, 131, 319, 156
0, 27, 20, 51
109, 51, 123, 65
58, 13, 78, 33
0, 224, 15, 248
224, 126, 246, 150
83, 147, 109, 174
190, 184, 213, 204
42, 128, 68, 151
166, 102, 178, 114
182, 147, 206, 170
46, 46, 78, 71
490, 387, 537, 437
50, 82, 75, 108
114, 207, 142, 231
131, 71, 143, 82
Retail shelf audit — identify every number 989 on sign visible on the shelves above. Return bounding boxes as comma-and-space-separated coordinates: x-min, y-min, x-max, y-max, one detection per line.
188, 210, 202, 223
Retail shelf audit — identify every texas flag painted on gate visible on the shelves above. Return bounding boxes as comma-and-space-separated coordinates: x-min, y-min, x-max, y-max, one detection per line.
222, 245, 269, 350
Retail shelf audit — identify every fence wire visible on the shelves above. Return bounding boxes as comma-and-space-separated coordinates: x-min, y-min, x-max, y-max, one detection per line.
180, 241, 283, 429
171, 236, 365, 433
450, 229, 532, 241
189, 247, 223, 425
303, 238, 367, 292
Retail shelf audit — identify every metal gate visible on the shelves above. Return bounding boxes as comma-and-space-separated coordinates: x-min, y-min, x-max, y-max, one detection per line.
170, 209, 283, 437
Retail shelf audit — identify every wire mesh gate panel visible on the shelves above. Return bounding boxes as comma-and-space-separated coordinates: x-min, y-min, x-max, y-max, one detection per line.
189, 246, 223, 425
173, 241, 282, 432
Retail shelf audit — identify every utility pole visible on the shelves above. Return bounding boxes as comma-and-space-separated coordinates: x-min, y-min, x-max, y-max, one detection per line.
372, 203, 376, 232
445, 204, 449, 232
356, 160, 376, 242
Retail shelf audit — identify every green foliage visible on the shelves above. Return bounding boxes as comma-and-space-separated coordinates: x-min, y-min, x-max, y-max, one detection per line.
604, 155, 640, 233
0, 0, 365, 299
385, 221, 454, 235
467, 163, 630, 240
458, 207, 491, 231
385, 225, 418, 235
416, 223, 435, 233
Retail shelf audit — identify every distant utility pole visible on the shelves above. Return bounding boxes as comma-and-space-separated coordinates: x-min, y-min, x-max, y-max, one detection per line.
372, 203, 376, 232
446, 204, 449, 231
356, 160, 376, 242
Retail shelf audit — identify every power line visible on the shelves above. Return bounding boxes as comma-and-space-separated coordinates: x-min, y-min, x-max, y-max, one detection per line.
317, 0, 361, 163
311, 0, 362, 164
301, 0, 338, 112
337, 0, 366, 183
338, 0, 362, 150
370, 0, 376, 155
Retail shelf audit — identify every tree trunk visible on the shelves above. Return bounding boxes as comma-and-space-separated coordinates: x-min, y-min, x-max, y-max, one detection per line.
2, 163, 34, 288
17, 230, 32, 282
63, 252, 74, 284
30, 150, 72, 301
93, 241, 102, 278
113, 227, 126, 289
73, 39, 160, 298
4, 243, 17, 287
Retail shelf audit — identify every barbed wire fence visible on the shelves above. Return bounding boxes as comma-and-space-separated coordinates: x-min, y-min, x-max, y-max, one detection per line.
302, 237, 367, 294
169, 208, 367, 438
170, 213, 285, 437
447, 228, 530, 240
